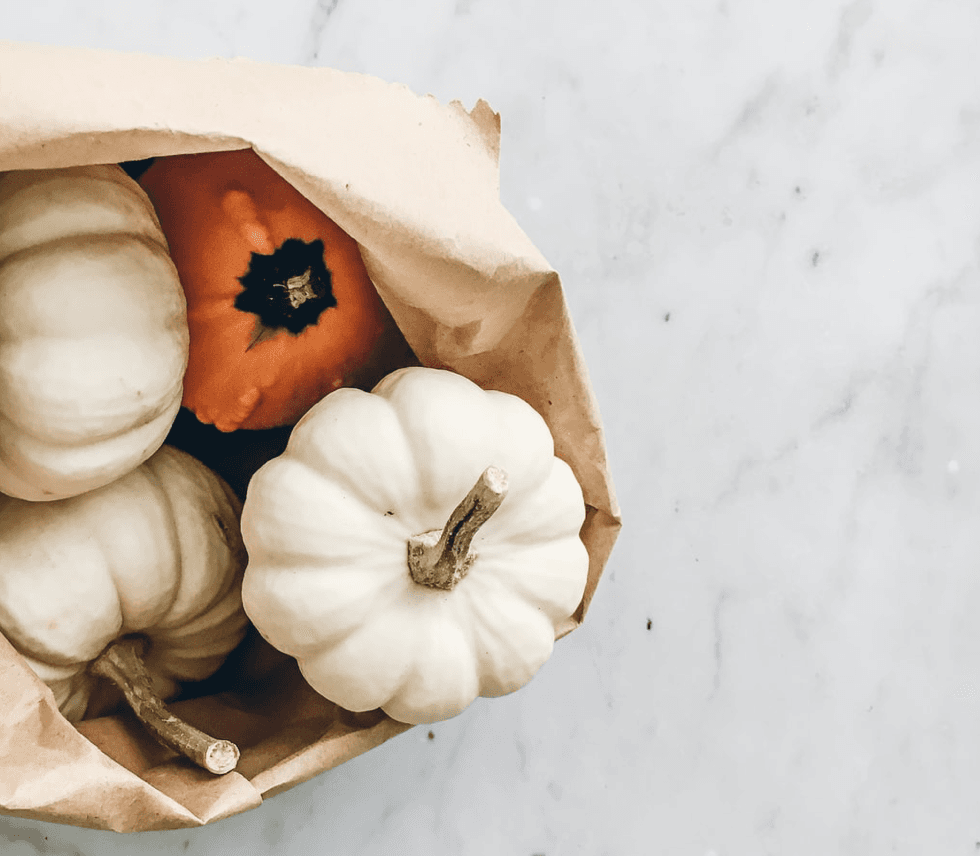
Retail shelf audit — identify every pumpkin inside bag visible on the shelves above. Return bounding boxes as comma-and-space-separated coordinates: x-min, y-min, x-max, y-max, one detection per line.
138, 149, 415, 432
0, 164, 188, 501
0, 444, 249, 774
239, 367, 591, 726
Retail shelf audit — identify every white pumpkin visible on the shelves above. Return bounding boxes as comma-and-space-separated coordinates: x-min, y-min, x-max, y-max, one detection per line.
0, 445, 248, 773
0, 164, 188, 500
240, 367, 590, 725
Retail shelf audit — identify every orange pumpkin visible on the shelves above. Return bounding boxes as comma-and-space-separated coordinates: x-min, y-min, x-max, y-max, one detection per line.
139, 149, 411, 432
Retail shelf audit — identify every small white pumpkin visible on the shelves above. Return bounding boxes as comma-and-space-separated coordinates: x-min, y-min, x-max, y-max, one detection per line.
0, 445, 248, 773
0, 164, 188, 501
240, 367, 589, 725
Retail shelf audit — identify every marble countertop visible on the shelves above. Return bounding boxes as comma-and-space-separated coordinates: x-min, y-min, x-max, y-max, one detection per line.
3, 1, 980, 853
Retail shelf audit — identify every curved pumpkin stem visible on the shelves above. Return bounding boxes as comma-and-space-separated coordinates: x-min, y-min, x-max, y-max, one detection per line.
89, 637, 240, 775
408, 466, 508, 591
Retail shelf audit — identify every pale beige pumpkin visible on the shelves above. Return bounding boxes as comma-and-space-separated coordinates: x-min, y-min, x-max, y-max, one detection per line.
240, 367, 589, 725
0, 445, 248, 773
0, 164, 188, 501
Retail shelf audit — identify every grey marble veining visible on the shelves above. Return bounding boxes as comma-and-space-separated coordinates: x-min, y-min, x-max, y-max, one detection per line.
3, 0, 980, 854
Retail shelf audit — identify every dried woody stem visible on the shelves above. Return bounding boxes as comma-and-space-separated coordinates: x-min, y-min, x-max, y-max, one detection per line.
89, 637, 240, 775
408, 466, 509, 591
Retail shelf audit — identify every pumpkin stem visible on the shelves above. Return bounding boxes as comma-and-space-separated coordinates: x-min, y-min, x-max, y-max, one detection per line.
408, 466, 508, 591
89, 637, 240, 775
235, 237, 336, 338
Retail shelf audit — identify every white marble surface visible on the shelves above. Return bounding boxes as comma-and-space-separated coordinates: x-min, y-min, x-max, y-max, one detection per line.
3, 0, 980, 853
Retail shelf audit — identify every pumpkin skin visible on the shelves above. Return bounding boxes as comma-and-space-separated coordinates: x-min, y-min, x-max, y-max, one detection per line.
0, 445, 249, 723
240, 367, 590, 725
139, 149, 408, 433
0, 164, 189, 501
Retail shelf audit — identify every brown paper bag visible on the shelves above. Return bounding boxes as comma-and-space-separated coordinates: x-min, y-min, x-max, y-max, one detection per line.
0, 40, 622, 831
